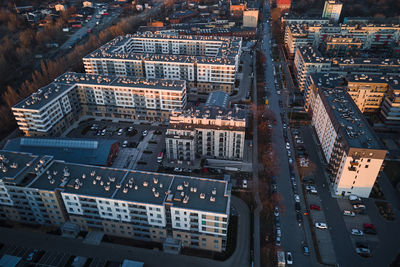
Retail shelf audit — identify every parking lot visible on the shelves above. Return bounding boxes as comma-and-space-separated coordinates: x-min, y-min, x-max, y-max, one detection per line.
66, 119, 166, 172
337, 198, 379, 253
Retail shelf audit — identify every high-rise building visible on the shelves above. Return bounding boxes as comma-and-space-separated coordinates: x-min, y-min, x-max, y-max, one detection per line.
322, 0, 342, 23
307, 76, 387, 198
0, 150, 231, 252
12, 72, 187, 136
83, 33, 242, 94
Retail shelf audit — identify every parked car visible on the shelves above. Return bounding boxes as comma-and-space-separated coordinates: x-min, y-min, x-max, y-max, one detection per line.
117, 128, 123, 135
294, 194, 300, 203
174, 167, 183, 172
356, 242, 369, 249
315, 222, 327, 229
286, 252, 293, 264
274, 206, 279, 216
142, 130, 148, 136
349, 195, 361, 201
276, 228, 281, 237
242, 179, 248, 189
310, 204, 321, 211
122, 140, 128, 148
363, 223, 376, 229
363, 228, 377, 235
303, 245, 310, 255
356, 247, 371, 257
276, 236, 281, 246
286, 142, 290, 150
353, 204, 366, 210
351, 229, 364, 236
295, 202, 301, 211
296, 139, 304, 144
343, 210, 355, 217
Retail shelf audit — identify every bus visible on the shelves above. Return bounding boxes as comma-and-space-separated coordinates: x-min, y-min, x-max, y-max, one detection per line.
157, 152, 163, 163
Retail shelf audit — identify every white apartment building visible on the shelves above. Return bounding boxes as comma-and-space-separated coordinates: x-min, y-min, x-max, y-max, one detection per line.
166, 106, 246, 162
308, 81, 387, 198
0, 150, 231, 252
322, 0, 342, 22
12, 72, 187, 136
285, 23, 400, 57
83, 33, 242, 94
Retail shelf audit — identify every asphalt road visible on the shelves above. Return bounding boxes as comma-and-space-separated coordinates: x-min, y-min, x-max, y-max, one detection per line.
260, 2, 315, 266
231, 51, 253, 103
0, 196, 250, 267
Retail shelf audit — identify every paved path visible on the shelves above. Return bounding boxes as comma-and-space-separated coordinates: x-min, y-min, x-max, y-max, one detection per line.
0, 196, 250, 267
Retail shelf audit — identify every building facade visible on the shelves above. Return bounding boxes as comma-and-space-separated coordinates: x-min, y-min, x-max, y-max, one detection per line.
166, 106, 246, 162
322, 0, 342, 22
243, 9, 259, 28
0, 150, 231, 252
12, 72, 187, 136
83, 33, 242, 94
308, 81, 387, 198
285, 23, 400, 57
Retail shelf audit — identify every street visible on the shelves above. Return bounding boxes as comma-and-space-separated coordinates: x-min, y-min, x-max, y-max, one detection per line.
258, 1, 316, 266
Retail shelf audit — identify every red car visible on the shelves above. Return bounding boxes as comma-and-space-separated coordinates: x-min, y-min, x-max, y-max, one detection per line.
310, 204, 321, 211
363, 223, 376, 229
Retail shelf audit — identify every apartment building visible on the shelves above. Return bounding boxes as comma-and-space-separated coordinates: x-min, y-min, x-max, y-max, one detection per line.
243, 9, 259, 28
0, 151, 66, 225
83, 33, 242, 94
165, 106, 246, 162
12, 72, 187, 136
295, 46, 400, 92
285, 23, 400, 57
308, 79, 387, 198
322, 0, 342, 23
0, 150, 231, 252
381, 85, 400, 126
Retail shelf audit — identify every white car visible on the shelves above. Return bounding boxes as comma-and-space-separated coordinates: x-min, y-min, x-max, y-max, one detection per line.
343, 210, 355, 217
117, 128, 123, 135
351, 229, 364, 236
276, 228, 281, 237
277, 90, 281, 95
349, 195, 361, 201
283, 123, 287, 129
242, 179, 248, 189
174, 167, 183, 172
288, 158, 293, 164
286, 252, 293, 265
274, 206, 279, 216
142, 130, 148, 136
122, 140, 128, 148
296, 139, 304, 144
294, 194, 300, 203
285, 142, 290, 150
315, 222, 327, 229
287, 150, 291, 157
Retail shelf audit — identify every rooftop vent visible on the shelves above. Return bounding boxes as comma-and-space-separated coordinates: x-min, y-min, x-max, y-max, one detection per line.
153, 177, 158, 184
154, 191, 159, 198
143, 181, 148, 187
184, 181, 189, 187
123, 187, 128, 193
177, 185, 183, 190
212, 188, 216, 195
200, 193, 205, 199
183, 195, 189, 204
82, 174, 86, 179
210, 196, 215, 202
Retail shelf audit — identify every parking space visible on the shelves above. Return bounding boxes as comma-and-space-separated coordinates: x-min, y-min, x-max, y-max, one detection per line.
65, 119, 167, 171
337, 198, 379, 253
307, 192, 337, 264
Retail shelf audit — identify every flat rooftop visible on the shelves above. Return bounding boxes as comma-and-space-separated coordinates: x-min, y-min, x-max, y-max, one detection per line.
4, 151, 230, 214
205, 91, 230, 109
84, 33, 241, 66
13, 72, 186, 110
312, 73, 383, 149
0, 151, 38, 182
4, 137, 118, 166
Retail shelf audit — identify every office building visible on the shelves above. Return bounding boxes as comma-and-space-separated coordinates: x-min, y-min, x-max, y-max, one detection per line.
0, 150, 231, 252
12, 72, 187, 136
166, 106, 246, 162
307, 76, 387, 198
83, 33, 242, 94
243, 9, 259, 28
322, 0, 342, 22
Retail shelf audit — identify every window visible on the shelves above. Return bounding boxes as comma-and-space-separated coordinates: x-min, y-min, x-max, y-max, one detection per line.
365, 165, 369, 168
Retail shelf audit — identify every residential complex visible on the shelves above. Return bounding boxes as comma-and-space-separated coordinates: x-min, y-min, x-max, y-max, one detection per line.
307, 74, 387, 198
322, 0, 342, 23
12, 72, 187, 136
294, 46, 400, 92
83, 33, 242, 94
284, 23, 400, 57
305, 73, 400, 126
165, 106, 246, 162
0, 150, 231, 252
